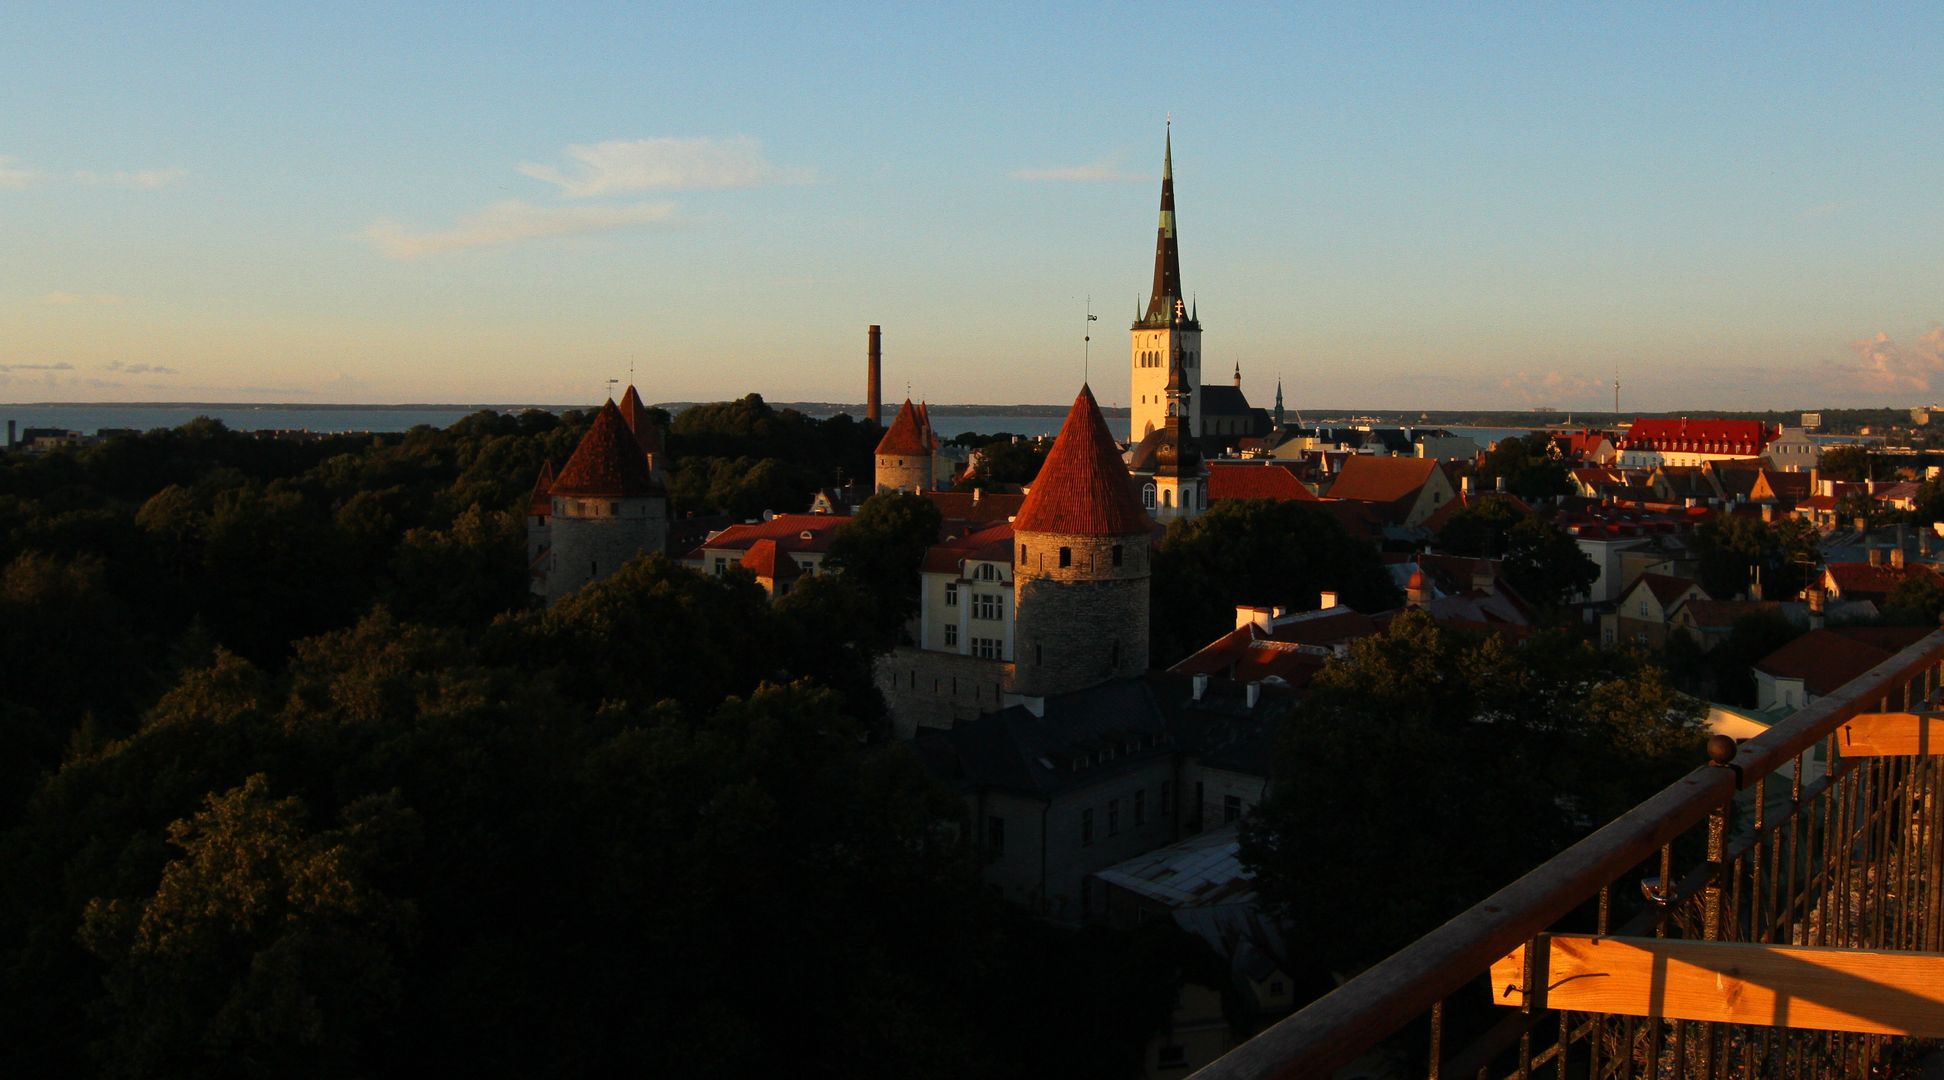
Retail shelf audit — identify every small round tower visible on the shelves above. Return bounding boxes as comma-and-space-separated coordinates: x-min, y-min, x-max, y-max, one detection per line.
874, 398, 934, 493
543, 399, 668, 605
1010, 384, 1152, 697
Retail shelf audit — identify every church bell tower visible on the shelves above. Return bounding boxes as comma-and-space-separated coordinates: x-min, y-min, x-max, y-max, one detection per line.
1129, 123, 1203, 442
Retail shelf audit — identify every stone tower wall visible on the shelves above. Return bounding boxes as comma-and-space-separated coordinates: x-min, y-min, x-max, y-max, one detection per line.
543, 496, 668, 605
1011, 529, 1150, 697
875, 452, 932, 494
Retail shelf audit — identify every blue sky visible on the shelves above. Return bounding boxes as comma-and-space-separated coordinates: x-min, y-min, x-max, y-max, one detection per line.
3, 3, 1940, 411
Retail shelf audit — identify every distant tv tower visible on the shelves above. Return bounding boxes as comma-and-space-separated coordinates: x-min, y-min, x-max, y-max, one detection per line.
1613, 365, 1620, 418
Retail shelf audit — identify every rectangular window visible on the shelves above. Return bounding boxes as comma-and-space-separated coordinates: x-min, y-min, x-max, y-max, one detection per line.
987, 815, 1004, 854
1134, 790, 1146, 826
1112, 544, 1123, 567
1224, 794, 1243, 824
1081, 809, 1094, 846
972, 637, 1001, 660
972, 593, 1001, 620
945, 582, 958, 607
944, 624, 958, 647
1059, 546, 1072, 568
1108, 799, 1120, 836
713, 557, 726, 575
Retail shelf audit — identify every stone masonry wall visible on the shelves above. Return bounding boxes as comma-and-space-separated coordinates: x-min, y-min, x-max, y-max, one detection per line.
1011, 529, 1150, 697
543, 498, 667, 605
875, 453, 931, 494
877, 647, 1013, 739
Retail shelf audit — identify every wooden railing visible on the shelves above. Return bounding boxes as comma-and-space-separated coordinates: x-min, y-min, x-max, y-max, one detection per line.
1193, 629, 1944, 1079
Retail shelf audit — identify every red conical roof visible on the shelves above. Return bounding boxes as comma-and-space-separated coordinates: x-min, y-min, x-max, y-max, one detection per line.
617, 384, 666, 460
550, 400, 663, 498
1013, 385, 1150, 536
528, 459, 557, 516
874, 399, 932, 455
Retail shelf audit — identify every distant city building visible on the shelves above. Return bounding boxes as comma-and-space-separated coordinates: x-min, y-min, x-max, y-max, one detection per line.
1616, 418, 1780, 469
873, 398, 943, 493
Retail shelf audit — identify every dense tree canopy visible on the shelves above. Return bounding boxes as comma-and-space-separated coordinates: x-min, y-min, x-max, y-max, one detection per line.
1689, 514, 1822, 602
1150, 499, 1399, 666
1475, 433, 1572, 500
1242, 612, 1704, 973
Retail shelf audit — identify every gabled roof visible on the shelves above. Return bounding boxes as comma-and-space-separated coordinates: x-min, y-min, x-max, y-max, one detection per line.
1325, 455, 1440, 506
550, 400, 663, 498
1825, 560, 1943, 601
874, 399, 932, 456
1200, 385, 1250, 416
1623, 571, 1709, 609
1754, 627, 1931, 697
1673, 599, 1784, 630
1206, 461, 1318, 503
922, 521, 1015, 574
739, 538, 802, 580
683, 513, 849, 560
1013, 385, 1150, 536
1420, 490, 1533, 534
527, 459, 557, 516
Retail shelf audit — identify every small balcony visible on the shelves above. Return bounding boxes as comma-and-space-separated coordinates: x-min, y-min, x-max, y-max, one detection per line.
1193, 629, 1944, 1078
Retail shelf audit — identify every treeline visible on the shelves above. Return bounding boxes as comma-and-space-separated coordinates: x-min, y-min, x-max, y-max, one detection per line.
0, 408, 1214, 1078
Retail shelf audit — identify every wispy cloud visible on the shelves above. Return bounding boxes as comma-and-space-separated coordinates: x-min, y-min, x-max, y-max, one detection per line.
39, 291, 128, 306
1011, 157, 1146, 183
1495, 369, 1604, 407
1837, 328, 1944, 394
363, 199, 680, 258
72, 168, 186, 190
0, 156, 40, 189
105, 360, 178, 375
518, 136, 810, 197
0, 361, 74, 372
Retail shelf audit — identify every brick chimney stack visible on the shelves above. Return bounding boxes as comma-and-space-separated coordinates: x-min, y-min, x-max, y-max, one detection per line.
866, 325, 883, 426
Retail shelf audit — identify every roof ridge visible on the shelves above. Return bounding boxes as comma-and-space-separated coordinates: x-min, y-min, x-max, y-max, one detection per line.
1013, 385, 1151, 536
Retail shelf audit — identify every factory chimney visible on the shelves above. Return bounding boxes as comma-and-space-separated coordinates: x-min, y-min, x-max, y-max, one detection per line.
866, 325, 883, 425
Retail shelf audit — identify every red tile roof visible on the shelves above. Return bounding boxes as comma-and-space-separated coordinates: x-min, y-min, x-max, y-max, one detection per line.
740, 538, 802, 580
1621, 418, 1775, 455
922, 521, 1015, 574
874, 399, 932, 456
1206, 461, 1318, 503
1325, 456, 1439, 505
683, 513, 848, 560
1012, 385, 1150, 536
550, 400, 663, 498
528, 459, 556, 517
1825, 561, 1944, 602
1755, 627, 1930, 697
617, 384, 665, 461
1169, 626, 1331, 687
925, 489, 1027, 524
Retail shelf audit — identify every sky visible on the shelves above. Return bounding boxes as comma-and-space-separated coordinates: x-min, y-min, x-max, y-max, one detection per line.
2, 2, 1941, 412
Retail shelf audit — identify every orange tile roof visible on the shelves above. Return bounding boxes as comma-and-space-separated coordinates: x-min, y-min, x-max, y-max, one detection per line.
1755, 627, 1930, 697
527, 459, 556, 516
739, 538, 802, 579
1012, 385, 1150, 536
925, 489, 1027, 523
684, 513, 849, 561
922, 521, 1016, 574
874, 399, 932, 455
550, 400, 663, 498
1825, 561, 1943, 602
1206, 461, 1318, 503
1325, 456, 1439, 505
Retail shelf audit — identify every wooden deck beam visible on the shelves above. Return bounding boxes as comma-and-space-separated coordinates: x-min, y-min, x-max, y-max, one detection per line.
1838, 711, 1944, 757
1490, 935, 1944, 1036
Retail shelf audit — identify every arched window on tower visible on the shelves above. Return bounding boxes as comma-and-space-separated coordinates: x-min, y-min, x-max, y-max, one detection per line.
1162, 490, 1173, 509
1142, 483, 1155, 509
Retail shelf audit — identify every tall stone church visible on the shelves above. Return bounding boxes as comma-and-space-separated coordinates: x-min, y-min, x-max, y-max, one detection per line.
1127, 128, 1271, 454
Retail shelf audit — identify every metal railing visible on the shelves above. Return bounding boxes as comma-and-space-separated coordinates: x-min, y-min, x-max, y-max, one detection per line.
1193, 628, 1944, 1079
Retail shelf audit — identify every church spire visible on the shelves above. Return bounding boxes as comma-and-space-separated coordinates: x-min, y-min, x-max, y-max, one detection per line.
1139, 122, 1191, 329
